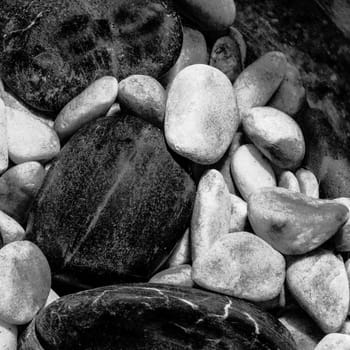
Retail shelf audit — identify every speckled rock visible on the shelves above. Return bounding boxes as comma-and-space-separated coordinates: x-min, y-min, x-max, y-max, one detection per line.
27, 114, 196, 287
0, 99, 8, 174
18, 283, 297, 350
334, 198, 350, 251
287, 250, 349, 333
296, 168, 319, 198
315, 333, 350, 350
248, 187, 349, 255
167, 228, 191, 267
228, 27, 246, 66
149, 264, 193, 287
0, 0, 182, 112
278, 171, 300, 192
0, 210, 25, 246
0, 319, 17, 350
229, 194, 247, 232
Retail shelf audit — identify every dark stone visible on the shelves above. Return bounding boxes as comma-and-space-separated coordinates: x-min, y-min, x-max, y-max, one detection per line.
26, 115, 195, 288
18, 283, 297, 350
0, 0, 182, 112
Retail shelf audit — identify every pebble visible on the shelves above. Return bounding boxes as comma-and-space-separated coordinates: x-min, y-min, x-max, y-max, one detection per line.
0, 210, 25, 246
228, 27, 246, 66
0, 162, 46, 225
278, 171, 301, 192
6, 107, 60, 164
165, 64, 239, 164
0, 319, 17, 350
286, 250, 349, 333
118, 75, 166, 127
0, 241, 51, 325
243, 106, 305, 169
334, 198, 350, 251
44, 289, 60, 308
191, 170, 231, 263
210, 36, 242, 83
167, 228, 191, 267
230, 144, 276, 201
54, 76, 118, 140
296, 168, 319, 198
105, 103, 121, 117
192, 232, 286, 302
315, 333, 350, 350
0, 99, 8, 174
233, 51, 287, 116
269, 62, 306, 116
229, 194, 247, 232
248, 187, 349, 255
149, 264, 193, 287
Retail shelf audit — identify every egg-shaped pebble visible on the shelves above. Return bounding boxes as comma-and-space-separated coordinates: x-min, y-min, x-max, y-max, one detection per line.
149, 264, 193, 287
0, 99, 8, 174
231, 144, 276, 201
192, 232, 286, 302
334, 198, 350, 252
229, 194, 247, 232
287, 250, 349, 333
278, 171, 300, 192
191, 170, 231, 262
248, 187, 349, 255
118, 75, 166, 127
167, 228, 191, 267
0, 241, 51, 324
315, 334, 350, 350
44, 289, 60, 308
233, 51, 287, 116
165, 64, 239, 164
243, 107, 305, 169
0, 210, 25, 246
0, 319, 17, 350
296, 168, 319, 198
54, 76, 118, 140
6, 107, 60, 164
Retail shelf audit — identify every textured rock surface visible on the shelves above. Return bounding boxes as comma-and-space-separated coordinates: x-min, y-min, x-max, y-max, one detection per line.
0, 0, 182, 112
27, 114, 195, 288
18, 284, 297, 350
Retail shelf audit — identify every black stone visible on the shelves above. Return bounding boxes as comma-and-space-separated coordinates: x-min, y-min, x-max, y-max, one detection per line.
26, 115, 195, 288
18, 283, 297, 350
0, 0, 182, 112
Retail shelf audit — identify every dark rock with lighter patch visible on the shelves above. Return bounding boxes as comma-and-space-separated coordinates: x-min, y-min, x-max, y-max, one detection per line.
18, 283, 297, 349
26, 115, 195, 288
0, 0, 182, 112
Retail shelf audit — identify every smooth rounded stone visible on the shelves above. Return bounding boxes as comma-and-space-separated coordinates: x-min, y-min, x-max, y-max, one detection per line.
210, 36, 242, 83
44, 289, 60, 308
193, 232, 286, 302
118, 75, 165, 128
243, 106, 305, 169
160, 26, 208, 88
105, 103, 121, 118
248, 187, 349, 255
175, 0, 236, 33
0, 210, 25, 246
0, 0, 182, 112
0, 99, 8, 174
231, 144, 277, 201
228, 26, 246, 67
334, 198, 350, 251
149, 264, 193, 287
165, 64, 239, 165
167, 228, 191, 267
278, 309, 325, 350
191, 170, 231, 263
296, 168, 319, 198
0, 161, 45, 226
0, 241, 51, 325
6, 107, 60, 164
18, 284, 297, 350
279, 171, 301, 192
233, 51, 287, 116
54, 77, 118, 140
315, 334, 350, 350
229, 194, 247, 233
287, 249, 349, 333
0, 319, 17, 350
27, 115, 196, 287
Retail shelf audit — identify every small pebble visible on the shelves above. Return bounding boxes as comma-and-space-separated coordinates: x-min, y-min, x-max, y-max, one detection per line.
230, 144, 276, 201
149, 264, 193, 287
315, 333, 350, 350
287, 250, 349, 333
192, 232, 285, 302
0, 241, 51, 325
105, 103, 121, 117
296, 168, 319, 198
167, 228, 191, 267
118, 75, 166, 127
278, 171, 301, 192
229, 194, 247, 232
228, 26, 247, 66
44, 289, 60, 308
54, 76, 118, 140
0, 319, 17, 350
165, 64, 239, 164
0, 210, 25, 246
333, 198, 350, 252
6, 107, 60, 164
0, 99, 8, 174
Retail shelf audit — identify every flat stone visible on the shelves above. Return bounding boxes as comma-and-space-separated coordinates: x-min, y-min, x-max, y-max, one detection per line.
287, 250, 349, 333
6, 107, 60, 164
149, 264, 193, 287
229, 194, 247, 233
0, 319, 17, 350
296, 168, 319, 198
0, 0, 182, 112
0, 241, 51, 325
315, 334, 350, 350
193, 232, 286, 302
0, 210, 25, 246
0, 99, 8, 174
27, 114, 196, 288
18, 283, 297, 349
278, 171, 301, 192
167, 228, 191, 267
248, 187, 349, 255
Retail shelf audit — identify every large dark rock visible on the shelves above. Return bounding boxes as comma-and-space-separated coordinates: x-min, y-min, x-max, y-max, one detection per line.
26, 115, 195, 288
18, 283, 297, 350
0, 0, 182, 112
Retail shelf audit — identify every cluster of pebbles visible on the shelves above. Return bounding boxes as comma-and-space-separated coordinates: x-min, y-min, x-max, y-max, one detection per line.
0, 0, 348, 349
